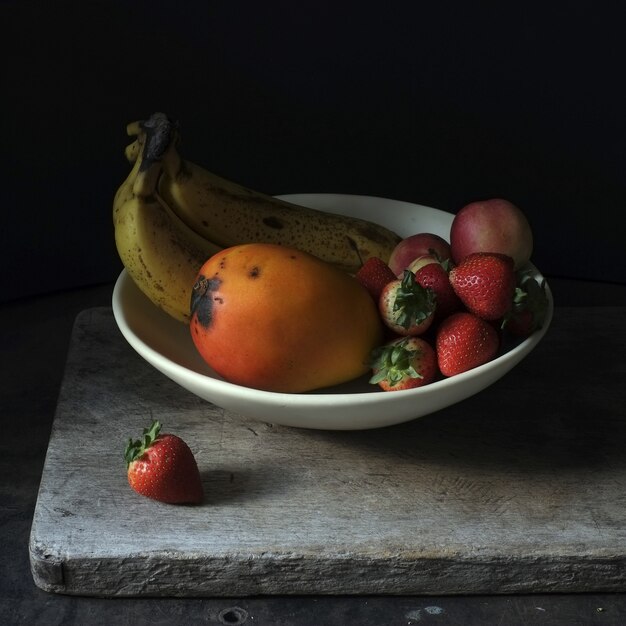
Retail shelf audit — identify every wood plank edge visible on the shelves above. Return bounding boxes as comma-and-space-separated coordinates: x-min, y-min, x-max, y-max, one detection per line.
27, 548, 626, 597
29, 540, 66, 594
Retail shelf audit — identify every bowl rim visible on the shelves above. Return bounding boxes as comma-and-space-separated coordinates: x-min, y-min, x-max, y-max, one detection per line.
112, 193, 553, 413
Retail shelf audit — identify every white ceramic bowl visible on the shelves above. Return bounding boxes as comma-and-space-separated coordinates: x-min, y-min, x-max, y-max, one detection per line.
112, 194, 553, 430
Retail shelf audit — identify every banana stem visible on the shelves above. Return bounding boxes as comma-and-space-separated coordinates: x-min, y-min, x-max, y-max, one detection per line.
139, 112, 177, 169
128, 113, 177, 196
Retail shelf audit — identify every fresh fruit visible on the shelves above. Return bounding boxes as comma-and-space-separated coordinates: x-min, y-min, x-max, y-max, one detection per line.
436, 312, 500, 377
413, 261, 462, 323
406, 253, 443, 275
114, 113, 401, 322
129, 113, 402, 274
113, 119, 222, 323
450, 198, 533, 269
370, 336, 438, 391
190, 243, 384, 393
503, 272, 550, 336
124, 420, 204, 504
388, 233, 452, 276
449, 252, 516, 321
378, 270, 436, 336
355, 257, 397, 301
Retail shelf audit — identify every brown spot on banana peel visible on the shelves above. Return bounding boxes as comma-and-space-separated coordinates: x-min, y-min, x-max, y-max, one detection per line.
346, 236, 364, 267
137, 251, 153, 280
176, 180, 399, 263
262, 216, 284, 229
125, 140, 141, 163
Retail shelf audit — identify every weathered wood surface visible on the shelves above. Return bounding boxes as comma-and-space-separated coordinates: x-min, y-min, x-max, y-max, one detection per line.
30, 307, 626, 597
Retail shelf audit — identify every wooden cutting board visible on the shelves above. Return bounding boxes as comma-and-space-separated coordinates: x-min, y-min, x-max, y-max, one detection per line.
30, 307, 626, 596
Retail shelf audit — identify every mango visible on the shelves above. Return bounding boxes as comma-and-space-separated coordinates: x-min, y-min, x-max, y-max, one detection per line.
189, 243, 384, 393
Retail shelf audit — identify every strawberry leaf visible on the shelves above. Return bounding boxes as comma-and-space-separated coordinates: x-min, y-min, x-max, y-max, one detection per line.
369, 338, 424, 387
502, 273, 549, 332
393, 270, 437, 329
124, 420, 162, 467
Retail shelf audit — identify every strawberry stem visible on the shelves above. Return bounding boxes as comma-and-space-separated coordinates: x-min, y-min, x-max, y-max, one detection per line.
502, 273, 549, 332
369, 338, 423, 387
124, 420, 162, 467
393, 270, 436, 329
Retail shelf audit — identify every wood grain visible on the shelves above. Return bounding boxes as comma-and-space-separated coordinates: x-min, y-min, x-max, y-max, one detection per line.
29, 307, 626, 596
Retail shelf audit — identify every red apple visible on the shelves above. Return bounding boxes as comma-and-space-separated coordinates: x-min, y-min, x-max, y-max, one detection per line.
388, 233, 451, 276
450, 199, 533, 269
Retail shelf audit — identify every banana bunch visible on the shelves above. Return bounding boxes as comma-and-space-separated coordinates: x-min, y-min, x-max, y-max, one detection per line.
114, 112, 402, 323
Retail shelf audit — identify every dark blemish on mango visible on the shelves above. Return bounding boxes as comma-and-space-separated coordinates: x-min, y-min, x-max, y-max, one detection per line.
248, 266, 260, 278
190, 274, 222, 328
263, 216, 284, 229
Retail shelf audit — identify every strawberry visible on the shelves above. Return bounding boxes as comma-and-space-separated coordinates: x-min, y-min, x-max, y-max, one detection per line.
355, 257, 397, 301
449, 252, 516, 321
503, 272, 549, 336
370, 336, 438, 391
413, 261, 462, 323
436, 311, 500, 377
379, 270, 437, 336
125, 420, 204, 504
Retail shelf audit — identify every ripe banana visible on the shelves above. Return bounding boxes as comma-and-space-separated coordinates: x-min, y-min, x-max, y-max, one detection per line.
113, 119, 221, 323
137, 113, 402, 274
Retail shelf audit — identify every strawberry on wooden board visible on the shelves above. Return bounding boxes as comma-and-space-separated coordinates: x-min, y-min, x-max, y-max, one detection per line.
449, 252, 516, 321
413, 261, 462, 323
125, 420, 204, 504
370, 336, 438, 391
355, 256, 397, 301
379, 270, 437, 336
436, 311, 500, 377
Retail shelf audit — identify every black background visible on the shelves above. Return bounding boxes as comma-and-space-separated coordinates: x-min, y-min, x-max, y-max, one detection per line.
3, 1, 625, 303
